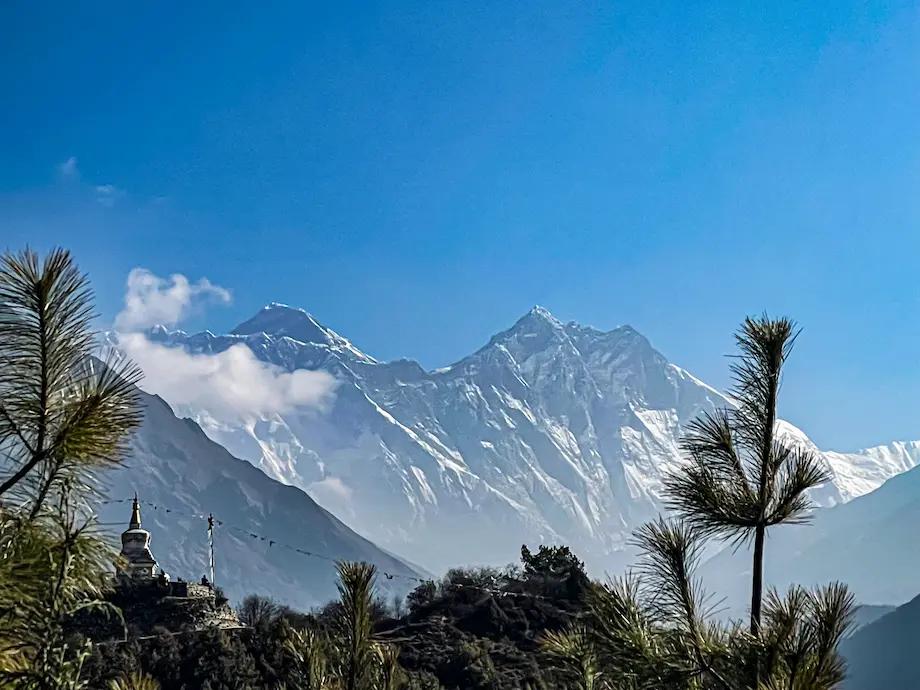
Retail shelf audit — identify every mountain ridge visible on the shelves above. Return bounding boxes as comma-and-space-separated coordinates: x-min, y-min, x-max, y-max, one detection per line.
136, 303, 920, 573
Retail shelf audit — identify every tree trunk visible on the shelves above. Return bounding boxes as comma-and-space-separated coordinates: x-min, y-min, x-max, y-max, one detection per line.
749, 522, 766, 687
750, 523, 765, 636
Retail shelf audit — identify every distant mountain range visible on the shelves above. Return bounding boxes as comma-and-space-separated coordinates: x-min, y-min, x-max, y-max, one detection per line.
99, 388, 423, 610
131, 303, 920, 576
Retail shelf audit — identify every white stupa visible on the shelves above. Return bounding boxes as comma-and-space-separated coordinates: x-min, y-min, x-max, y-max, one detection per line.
117, 494, 168, 581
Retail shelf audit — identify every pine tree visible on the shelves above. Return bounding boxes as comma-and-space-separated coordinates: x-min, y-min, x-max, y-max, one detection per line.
283, 627, 330, 690
0, 247, 142, 688
334, 561, 380, 690
664, 316, 828, 638
283, 560, 407, 689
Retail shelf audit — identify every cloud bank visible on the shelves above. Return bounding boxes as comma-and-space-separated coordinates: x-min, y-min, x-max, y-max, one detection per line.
116, 269, 336, 420
118, 333, 336, 419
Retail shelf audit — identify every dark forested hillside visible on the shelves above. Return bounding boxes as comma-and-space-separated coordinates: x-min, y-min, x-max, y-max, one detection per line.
83, 545, 590, 689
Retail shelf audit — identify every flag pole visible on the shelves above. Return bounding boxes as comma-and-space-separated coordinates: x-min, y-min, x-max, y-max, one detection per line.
207, 513, 215, 586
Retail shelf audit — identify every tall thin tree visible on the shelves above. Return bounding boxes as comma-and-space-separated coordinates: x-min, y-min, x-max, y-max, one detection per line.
664, 316, 829, 639
334, 561, 379, 690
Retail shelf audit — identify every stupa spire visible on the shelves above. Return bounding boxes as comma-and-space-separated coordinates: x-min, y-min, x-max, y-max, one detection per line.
129, 492, 142, 530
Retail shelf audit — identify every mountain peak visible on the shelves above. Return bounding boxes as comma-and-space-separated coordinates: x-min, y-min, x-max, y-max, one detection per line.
230, 303, 374, 362
466, 305, 571, 365
512, 305, 563, 330
233, 303, 330, 342
265, 301, 297, 311
527, 304, 555, 319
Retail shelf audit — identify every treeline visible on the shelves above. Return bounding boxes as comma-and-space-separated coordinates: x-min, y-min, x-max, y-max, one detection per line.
0, 248, 854, 690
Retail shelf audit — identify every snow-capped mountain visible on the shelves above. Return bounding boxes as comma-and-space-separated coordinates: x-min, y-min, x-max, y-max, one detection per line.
769, 424, 920, 506
141, 303, 919, 573
99, 388, 424, 610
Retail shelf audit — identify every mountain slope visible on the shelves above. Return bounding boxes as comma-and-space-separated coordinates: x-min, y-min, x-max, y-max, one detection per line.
840, 594, 920, 689
142, 303, 919, 573
849, 604, 896, 634
99, 389, 424, 610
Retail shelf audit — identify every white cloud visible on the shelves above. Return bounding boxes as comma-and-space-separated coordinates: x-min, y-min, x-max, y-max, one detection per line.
310, 476, 353, 501
115, 268, 232, 331
115, 268, 336, 421
307, 477, 354, 518
58, 156, 79, 178
119, 333, 337, 420
94, 184, 124, 207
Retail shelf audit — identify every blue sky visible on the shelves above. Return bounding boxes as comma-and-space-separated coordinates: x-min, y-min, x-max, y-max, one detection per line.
1, 1, 919, 450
